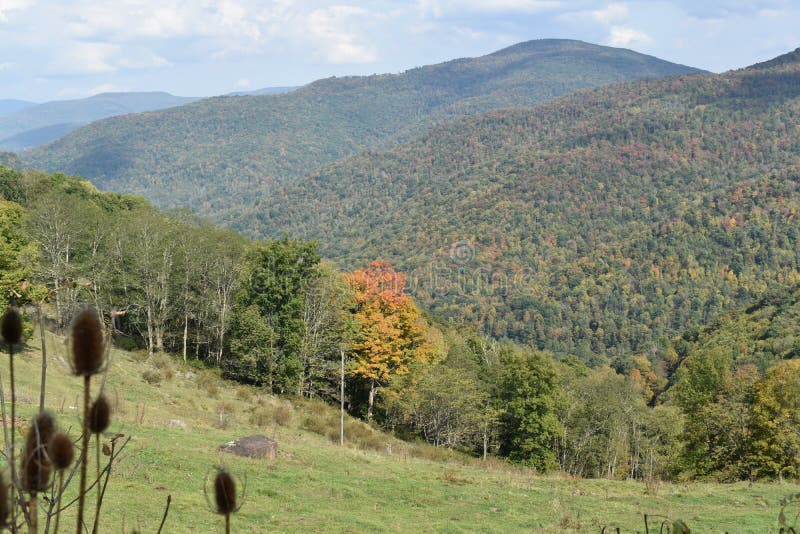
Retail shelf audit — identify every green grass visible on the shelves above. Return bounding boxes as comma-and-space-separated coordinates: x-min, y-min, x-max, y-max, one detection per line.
4, 329, 796, 532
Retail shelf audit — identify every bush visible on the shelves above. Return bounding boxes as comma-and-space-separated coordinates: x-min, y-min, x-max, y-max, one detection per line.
273, 404, 293, 426
142, 369, 162, 385
215, 401, 236, 429
196, 373, 220, 398
249, 407, 272, 427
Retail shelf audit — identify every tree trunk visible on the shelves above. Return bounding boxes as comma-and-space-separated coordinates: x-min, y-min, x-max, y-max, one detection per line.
367, 380, 376, 421
38, 305, 48, 411
182, 312, 189, 361
146, 305, 154, 357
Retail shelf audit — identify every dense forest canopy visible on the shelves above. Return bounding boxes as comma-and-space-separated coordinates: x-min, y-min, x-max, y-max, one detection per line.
2, 163, 799, 481
23, 39, 702, 225
251, 49, 800, 363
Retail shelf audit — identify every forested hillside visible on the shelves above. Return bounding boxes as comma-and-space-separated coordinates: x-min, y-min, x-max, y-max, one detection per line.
252, 48, 800, 361
23, 39, 702, 221
3, 163, 800, 482
0, 92, 197, 150
669, 285, 800, 480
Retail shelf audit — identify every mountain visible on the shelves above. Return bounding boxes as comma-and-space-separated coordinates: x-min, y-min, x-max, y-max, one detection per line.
23, 39, 703, 218
226, 85, 299, 96
0, 123, 81, 151
247, 49, 800, 359
0, 91, 197, 150
0, 99, 35, 115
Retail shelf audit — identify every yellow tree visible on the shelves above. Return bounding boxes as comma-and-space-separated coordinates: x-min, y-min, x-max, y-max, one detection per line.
346, 260, 436, 420
748, 359, 800, 479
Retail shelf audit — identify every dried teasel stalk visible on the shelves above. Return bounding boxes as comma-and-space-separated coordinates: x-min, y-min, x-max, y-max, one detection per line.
89, 395, 111, 534
209, 468, 242, 534
22, 412, 55, 534
1, 306, 22, 530
70, 308, 105, 534
49, 431, 74, 534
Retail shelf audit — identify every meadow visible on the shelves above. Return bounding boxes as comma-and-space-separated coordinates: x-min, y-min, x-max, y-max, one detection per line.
8, 329, 794, 533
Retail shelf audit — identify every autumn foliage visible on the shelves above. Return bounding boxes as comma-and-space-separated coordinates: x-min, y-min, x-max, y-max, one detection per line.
346, 260, 438, 419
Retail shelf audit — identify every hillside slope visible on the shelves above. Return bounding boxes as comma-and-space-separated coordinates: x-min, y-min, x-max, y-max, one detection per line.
23, 39, 703, 218
252, 49, 800, 358
678, 285, 800, 371
0, 92, 197, 150
6, 327, 786, 532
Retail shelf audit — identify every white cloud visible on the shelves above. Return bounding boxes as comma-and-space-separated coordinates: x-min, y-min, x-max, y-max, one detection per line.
235, 77, 251, 88
418, 0, 563, 17
0, 0, 33, 22
88, 83, 131, 95
591, 2, 628, 24
48, 41, 119, 74
556, 2, 653, 50
307, 6, 377, 64
116, 51, 171, 70
607, 25, 652, 47
0, 61, 13, 71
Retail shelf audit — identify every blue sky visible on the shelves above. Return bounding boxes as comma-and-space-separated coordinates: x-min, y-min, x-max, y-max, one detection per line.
0, 0, 798, 102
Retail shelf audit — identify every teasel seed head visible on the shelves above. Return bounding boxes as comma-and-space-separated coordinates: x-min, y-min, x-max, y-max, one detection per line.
0, 472, 9, 527
32, 411, 56, 446
21, 413, 55, 492
21, 450, 52, 493
89, 395, 111, 434
1, 306, 22, 346
214, 469, 237, 516
70, 308, 105, 377
49, 431, 75, 471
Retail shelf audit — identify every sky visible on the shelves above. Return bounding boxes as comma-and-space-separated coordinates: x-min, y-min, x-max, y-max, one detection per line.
0, 0, 798, 102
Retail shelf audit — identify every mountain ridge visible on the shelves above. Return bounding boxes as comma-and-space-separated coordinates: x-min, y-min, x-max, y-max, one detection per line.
0, 91, 198, 150
23, 39, 704, 218
246, 48, 800, 357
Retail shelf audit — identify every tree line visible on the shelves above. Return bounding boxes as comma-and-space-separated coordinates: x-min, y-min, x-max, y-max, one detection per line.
1, 164, 798, 481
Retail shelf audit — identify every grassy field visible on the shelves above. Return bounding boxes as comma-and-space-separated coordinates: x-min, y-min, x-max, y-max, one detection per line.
4, 328, 796, 533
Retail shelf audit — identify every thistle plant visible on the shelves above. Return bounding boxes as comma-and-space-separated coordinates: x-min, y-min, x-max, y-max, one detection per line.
21, 412, 56, 534
48, 431, 74, 534
209, 468, 243, 534
69, 308, 105, 534
1, 307, 22, 532
88, 395, 110, 533
0, 301, 235, 533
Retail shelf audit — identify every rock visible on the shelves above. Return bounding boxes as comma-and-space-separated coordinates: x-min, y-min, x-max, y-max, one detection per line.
164, 419, 187, 428
219, 435, 278, 460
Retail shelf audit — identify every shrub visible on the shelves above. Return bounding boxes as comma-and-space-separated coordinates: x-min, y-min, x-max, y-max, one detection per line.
249, 407, 272, 427
235, 387, 253, 402
273, 404, 293, 426
142, 369, 162, 385
196, 373, 220, 397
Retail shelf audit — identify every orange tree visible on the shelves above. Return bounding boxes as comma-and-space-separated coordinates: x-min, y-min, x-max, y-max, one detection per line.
346, 260, 438, 420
